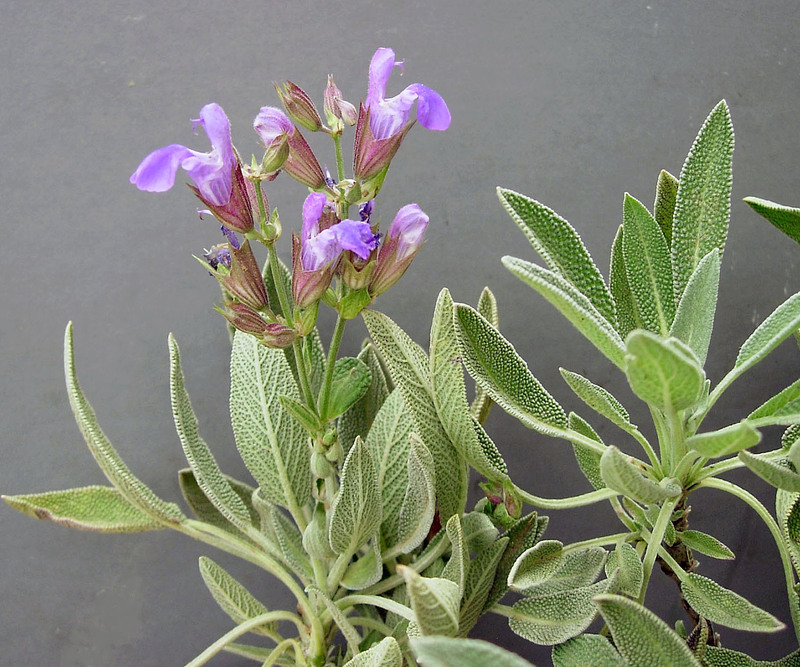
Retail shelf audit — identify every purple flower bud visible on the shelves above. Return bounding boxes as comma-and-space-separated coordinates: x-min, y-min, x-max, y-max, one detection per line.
219, 302, 297, 348
324, 75, 358, 128
275, 81, 324, 132
131, 103, 236, 207
203, 244, 231, 270
369, 203, 429, 296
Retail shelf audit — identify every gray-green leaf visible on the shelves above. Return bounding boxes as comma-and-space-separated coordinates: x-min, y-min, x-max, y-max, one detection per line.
471, 287, 499, 422
600, 445, 679, 504
686, 421, 761, 458
568, 413, 606, 490
507, 540, 565, 591
459, 537, 508, 635
704, 645, 800, 667
400, 567, 461, 637
560, 368, 633, 431
610, 225, 641, 339
412, 637, 537, 667
745, 196, 800, 247
679, 529, 735, 560
654, 169, 679, 247
343, 637, 402, 667
749, 378, 800, 428
339, 342, 391, 455
442, 513, 469, 595
739, 451, 800, 492
605, 542, 643, 597
552, 634, 624, 667
323, 357, 371, 421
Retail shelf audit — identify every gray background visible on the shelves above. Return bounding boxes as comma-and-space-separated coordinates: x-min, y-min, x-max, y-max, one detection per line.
2, 1, 800, 664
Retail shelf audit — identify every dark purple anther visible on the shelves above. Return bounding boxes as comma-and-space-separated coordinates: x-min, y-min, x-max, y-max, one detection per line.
204, 244, 231, 270
221, 225, 241, 249
359, 199, 374, 223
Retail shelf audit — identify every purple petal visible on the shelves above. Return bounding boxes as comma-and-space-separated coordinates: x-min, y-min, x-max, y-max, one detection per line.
182, 150, 231, 206
254, 106, 294, 146
407, 84, 451, 131
335, 219, 379, 260
366, 48, 397, 107
196, 103, 235, 168
390, 204, 429, 259
369, 87, 418, 140
302, 226, 340, 271
130, 144, 194, 192
301, 192, 328, 241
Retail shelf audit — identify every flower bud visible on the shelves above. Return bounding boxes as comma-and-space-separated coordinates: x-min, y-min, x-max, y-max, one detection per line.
218, 303, 297, 348
217, 240, 269, 311
353, 104, 412, 197
254, 107, 292, 174
275, 81, 324, 132
369, 204, 429, 296
324, 75, 358, 130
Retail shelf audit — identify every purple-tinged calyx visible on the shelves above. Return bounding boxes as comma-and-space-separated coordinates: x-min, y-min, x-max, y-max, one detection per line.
219, 302, 297, 349
275, 81, 324, 132
324, 75, 358, 130
206, 240, 269, 312
352, 104, 412, 199
189, 159, 260, 234
131, 103, 236, 207
369, 203, 429, 296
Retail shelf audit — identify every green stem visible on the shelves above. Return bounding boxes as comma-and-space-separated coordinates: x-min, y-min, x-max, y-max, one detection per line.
561, 532, 635, 554
336, 594, 416, 623
637, 497, 680, 605
349, 616, 395, 637
610, 496, 639, 532
696, 448, 784, 483
365, 535, 451, 596
262, 638, 303, 667
333, 133, 346, 183
513, 485, 619, 510
657, 545, 688, 582
698, 476, 800, 643
630, 427, 662, 475
294, 338, 318, 415
254, 176, 269, 228
267, 244, 295, 327
327, 549, 355, 597
318, 314, 346, 420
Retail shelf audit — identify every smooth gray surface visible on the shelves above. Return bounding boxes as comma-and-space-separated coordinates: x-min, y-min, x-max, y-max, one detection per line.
2, 1, 800, 664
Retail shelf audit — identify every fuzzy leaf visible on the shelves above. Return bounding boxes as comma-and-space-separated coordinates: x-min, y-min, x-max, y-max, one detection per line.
604, 542, 643, 597
453, 303, 567, 435
671, 100, 734, 300
169, 335, 252, 531
344, 637, 403, 667
459, 537, 508, 635
777, 489, 800, 577
412, 637, 537, 667
177, 469, 257, 536
400, 567, 461, 637
329, 438, 381, 555
704, 645, 800, 666
686, 421, 762, 458
507, 540, 565, 591
63, 323, 184, 525
262, 499, 313, 581
362, 308, 468, 521
498, 187, 615, 324
654, 169, 679, 247
341, 537, 383, 590
431, 289, 508, 479
679, 529, 735, 560
749, 378, 800, 427
3, 486, 164, 533
600, 445, 679, 504
472, 287, 499, 422
552, 634, 624, 667
610, 225, 641, 339
624, 330, 705, 413
681, 572, 784, 632
745, 196, 800, 246
622, 192, 675, 334
198, 556, 275, 636
560, 368, 633, 431
739, 451, 800, 492
669, 249, 721, 365
442, 514, 469, 595
508, 579, 610, 645
503, 257, 626, 368
280, 395, 323, 433
527, 546, 607, 595
568, 413, 606, 490
230, 331, 311, 511
324, 357, 371, 422
594, 594, 702, 666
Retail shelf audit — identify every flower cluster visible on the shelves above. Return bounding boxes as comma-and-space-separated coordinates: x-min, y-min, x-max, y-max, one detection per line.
130, 47, 449, 344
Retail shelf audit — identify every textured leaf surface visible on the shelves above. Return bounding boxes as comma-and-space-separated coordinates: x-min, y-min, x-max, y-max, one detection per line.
343, 637, 402, 667
341, 537, 382, 590
400, 567, 461, 636
329, 438, 381, 555
3, 486, 164, 533
704, 645, 800, 666
604, 542, 643, 597
362, 309, 467, 520
560, 368, 632, 430
198, 556, 275, 636
610, 225, 641, 339
262, 499, 313, 581
568, 413, 605, 490
745, 196, 800, 246
600, 445, 679, 504
412, 637, 537, 667
324, 356, 371, 421
230, 331, 311, 512
739, 451, 800, 492
622, 192, 675, 334
507, 540, 565, 591
178, 469, 257, 536
339, 342, 391, 455
498, 187, 615, 323
679, 529, 734, 560
454, 303, 566, 435
749, 378, 800, 427
624, 331, 705, 413
654, 169, 679, 247
63, 323, 183, 525
681, 572, 784, 632
525, 546, 607, 595
169, 335, 251, 531
669, 248, 721, 365
687, 421, 761, 458
459, 537, 508, 635
594, 594, 702, 666
471, 287, 499, 422
508, 579, 609, 645
671, 100, 734, 300
503, 257, 625, 367
442, 514, 469, 595
552, 634, 624, 667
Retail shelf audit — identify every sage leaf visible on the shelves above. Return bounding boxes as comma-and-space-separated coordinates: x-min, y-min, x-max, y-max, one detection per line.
461, 511, 499, 555
610, 225, 641, 339
471, 287, 499, 422
498, 187, 615, 324
749, 378, 800, 427
64, 323, 184, 525
552, 634, 624, 667
261, 498, 313, 581
399, 567, 461, 637
507, 540, 565, 591
341, 537, 382, 590
344, 637, 402, 667
362, 308, 468, 521
624, 330, 705, 413
568, 413, 605, 490
703, 645, 800, 666
686, 421, 761, 458
279, 395, 323, 433
669, 248, 721, 365
308, 585, 362, 654
560, 368, 633, 431
412, 636, 537, 667
593, 594, 702, 666
177, 469, 258, 537
681, 572, 784, 632
339, 342, 391, 455
2, 486, 164, 533
671, 100, 734, 300
323, 357, 371, 422
329, 438, 381, 555
169, 334, 251, 531
777, 489, 800, 577
198, 556, 276, 637
503, 257, 626, 368
459, 537, 508, 635
739, 450, 800, 492
453, 302, 567, 436
600, 445, 679, 504
431, 288, 508, 479
442, 513, 469, 595
745, 196, 800, 246
654, 169, 679, 247
508, 578, 610, 645
302, 503, 335, 560
622, 192, 675, 334
528, 546, 607, 595
604, 542, 643, 597
678, 529, 735, 560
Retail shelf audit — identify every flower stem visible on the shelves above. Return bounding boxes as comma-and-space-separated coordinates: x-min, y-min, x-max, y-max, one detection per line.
513, 485, 619, 510
318, 314, 346, 420
561, 531, 635, 554
637, 497, 680, 605
267, 243, 295, 327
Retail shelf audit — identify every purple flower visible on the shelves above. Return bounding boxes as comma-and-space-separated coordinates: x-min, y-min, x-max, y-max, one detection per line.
366, 48, 451, 140
369, 203, 429, 296
130, 103, 236, 207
